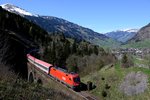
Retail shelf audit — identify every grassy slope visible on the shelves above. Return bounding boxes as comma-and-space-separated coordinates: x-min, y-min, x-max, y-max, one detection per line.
91, 38, 121, 48
0, 81, 73, 100
81, 61, 150, 100
122, 39, 150, 48
0, 64, 73, 100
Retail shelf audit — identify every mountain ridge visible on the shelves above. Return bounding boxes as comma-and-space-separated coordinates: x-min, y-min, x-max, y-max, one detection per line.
105, 29, 138, 43
1, 3, 120, 47
122, 23, 150, 48
130, 23, 150, 42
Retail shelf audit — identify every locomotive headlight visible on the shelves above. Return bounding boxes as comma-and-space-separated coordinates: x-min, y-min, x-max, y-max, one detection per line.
62, 76, 66, 81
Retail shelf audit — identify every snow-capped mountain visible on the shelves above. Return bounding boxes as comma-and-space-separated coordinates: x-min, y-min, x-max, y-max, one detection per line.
0, 3, 120, 47
130, 23, 150, 42
105, 29, 139, 43
1, 3, 38, 17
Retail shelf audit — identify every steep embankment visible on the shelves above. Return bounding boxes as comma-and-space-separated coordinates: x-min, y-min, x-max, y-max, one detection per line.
0, 63, 74, 100
0, 29, 27, 78
0, 6, 48, 78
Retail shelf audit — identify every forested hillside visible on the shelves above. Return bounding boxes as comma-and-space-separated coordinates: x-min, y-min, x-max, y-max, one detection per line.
0, 6, 116, 78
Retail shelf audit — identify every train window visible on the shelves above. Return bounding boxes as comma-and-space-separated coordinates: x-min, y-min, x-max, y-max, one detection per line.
73, 77, 80, 83
69, 78, 71, 81
53, 69, 56, 71
66, 74, 68, 76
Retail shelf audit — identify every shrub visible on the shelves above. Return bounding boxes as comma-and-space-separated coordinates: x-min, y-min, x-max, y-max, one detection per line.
102, 90, 107, 97
105, 84, 111, 89
121, 53, 134, 68
0, 63, 73, 100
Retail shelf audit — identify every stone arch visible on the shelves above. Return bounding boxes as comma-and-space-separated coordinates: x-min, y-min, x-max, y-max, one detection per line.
28, 72, 34, 83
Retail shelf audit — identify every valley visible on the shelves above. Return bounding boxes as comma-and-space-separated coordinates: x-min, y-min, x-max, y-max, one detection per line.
0, 2, 150, 100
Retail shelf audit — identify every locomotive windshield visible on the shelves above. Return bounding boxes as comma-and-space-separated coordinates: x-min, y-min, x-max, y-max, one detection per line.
73, 77, 80, 83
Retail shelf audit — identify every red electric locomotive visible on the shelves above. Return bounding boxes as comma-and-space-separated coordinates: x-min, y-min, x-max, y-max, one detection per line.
50, 67, 80, 89
27, 54, 80, 89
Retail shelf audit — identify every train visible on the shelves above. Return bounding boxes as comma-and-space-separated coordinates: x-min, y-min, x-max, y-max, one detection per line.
27, 54, 80, 89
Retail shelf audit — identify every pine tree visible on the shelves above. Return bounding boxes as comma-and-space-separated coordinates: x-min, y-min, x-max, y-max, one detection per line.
121, 53, 128, 68
94, 46, 99, 55
122, 54, 127, 64
71, 41, 77, 54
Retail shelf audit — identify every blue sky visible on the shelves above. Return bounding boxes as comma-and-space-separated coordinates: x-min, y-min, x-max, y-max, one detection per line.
0, 0, 150, 33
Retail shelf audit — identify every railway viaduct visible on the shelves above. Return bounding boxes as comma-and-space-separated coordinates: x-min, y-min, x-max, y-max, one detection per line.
27, 62, 48, 84
27, 62, 98, 100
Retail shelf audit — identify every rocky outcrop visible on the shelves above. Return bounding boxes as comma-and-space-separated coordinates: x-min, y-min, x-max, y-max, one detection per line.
119, 71, 148, 96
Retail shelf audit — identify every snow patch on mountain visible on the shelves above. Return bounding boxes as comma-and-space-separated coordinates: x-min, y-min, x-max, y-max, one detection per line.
105, 29, 138, 43
122, 29, 139, 33
109, 29, 138, 33
1, 3, 38, 17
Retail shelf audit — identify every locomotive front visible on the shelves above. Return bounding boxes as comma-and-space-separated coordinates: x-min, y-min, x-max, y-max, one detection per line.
71, 73, 81, 90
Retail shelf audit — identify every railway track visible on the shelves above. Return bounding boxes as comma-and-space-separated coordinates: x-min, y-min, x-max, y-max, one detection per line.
47, 72, 98, 100
28, 63, 99, 100
72, 91, 98, 100
80, 91, 97, 100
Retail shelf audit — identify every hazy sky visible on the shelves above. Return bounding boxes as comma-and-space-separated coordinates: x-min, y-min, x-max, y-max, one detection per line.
0, 0, 150, 33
